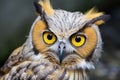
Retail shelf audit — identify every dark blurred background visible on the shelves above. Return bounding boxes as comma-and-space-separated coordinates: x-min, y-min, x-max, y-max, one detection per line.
0, 0, 120, 80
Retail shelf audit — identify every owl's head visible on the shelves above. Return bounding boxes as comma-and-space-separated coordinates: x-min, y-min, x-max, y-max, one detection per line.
29, 0, 110, 70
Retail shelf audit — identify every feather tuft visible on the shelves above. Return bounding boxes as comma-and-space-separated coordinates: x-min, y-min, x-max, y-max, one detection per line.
85, 7, 105, 25
38, 0, 54, 15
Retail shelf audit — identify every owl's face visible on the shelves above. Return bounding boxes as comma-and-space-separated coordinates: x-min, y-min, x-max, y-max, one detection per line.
30, 0, 109, 70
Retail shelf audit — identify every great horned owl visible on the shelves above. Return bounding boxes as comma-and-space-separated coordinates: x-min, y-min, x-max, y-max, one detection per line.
0, 0, 110, 80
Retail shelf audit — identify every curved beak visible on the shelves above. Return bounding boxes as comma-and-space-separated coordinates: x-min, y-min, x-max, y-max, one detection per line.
58, 42, 65, 64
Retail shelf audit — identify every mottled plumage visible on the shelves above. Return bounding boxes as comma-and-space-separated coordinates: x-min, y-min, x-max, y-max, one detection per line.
0, 0, 110, 80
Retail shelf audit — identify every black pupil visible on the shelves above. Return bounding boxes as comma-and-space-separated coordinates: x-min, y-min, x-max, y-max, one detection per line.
47, 34, 52, 40
75, 36, 81, 42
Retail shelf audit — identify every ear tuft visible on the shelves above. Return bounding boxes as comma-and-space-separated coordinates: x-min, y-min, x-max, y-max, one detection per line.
90, 15, 111, 25
34, 0, 43, 15
85, 7, 104, 20
85, 7, 106, 25
34, 0, 54, 16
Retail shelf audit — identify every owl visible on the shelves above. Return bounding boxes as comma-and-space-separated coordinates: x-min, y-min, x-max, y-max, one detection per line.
0, 0, 110, 80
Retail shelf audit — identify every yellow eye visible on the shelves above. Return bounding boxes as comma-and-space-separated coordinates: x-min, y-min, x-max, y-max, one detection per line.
43, 32, 57, 45
71, 34, 86, 47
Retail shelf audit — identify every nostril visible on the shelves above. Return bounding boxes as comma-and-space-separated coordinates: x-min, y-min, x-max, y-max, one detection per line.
58, 46, 60, 49
59, 42, 66, 50
58, 45, 65, 49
